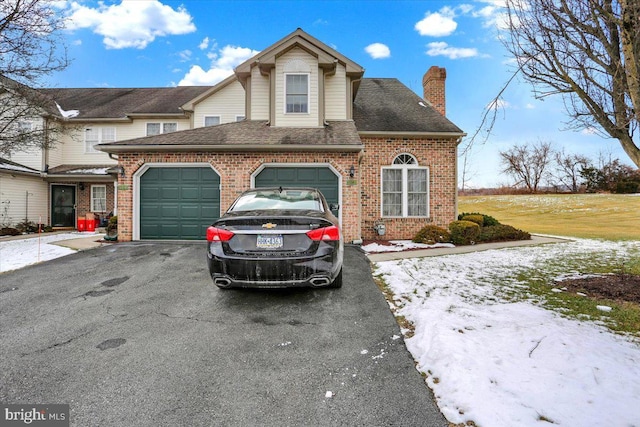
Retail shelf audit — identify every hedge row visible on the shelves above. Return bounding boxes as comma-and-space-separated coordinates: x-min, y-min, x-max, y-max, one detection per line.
412, 213, 531, 246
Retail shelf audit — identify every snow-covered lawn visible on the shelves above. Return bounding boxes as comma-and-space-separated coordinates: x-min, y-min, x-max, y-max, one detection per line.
0, 232, 98, 273
372, 238, 640, 427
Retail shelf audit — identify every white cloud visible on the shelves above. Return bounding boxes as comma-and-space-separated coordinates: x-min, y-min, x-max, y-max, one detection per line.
415, 7, 458, 37
65, 0, 196, 49
199, 37, 210, 50
458, 4, 474, 14
426, 42, 478, 59
365, 43, 391, 59
178, 49, 192, 62
178, 45, 259, 86
473, 2, 512, 30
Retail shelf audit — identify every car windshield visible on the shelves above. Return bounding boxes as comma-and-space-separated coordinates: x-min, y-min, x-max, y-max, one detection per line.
230, 189, 323, 212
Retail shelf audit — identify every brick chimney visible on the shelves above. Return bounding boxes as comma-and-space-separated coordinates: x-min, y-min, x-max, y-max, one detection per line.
422, 66, 447, 116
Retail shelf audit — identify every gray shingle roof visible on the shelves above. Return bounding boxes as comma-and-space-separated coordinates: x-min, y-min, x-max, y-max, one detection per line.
353, 78, 463, 134
0, 157, 40, 175
39, 86, 212, 119
97, 120, 363, 152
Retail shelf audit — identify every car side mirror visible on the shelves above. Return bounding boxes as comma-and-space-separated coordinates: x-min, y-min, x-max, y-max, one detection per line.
329, 203, 340, 211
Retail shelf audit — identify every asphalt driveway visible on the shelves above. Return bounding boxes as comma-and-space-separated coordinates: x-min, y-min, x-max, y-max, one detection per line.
0, 243, 446, 426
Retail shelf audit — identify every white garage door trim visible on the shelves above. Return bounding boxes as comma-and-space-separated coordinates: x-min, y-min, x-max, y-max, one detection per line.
250, 163, 342, 226
133, 163, 221, 241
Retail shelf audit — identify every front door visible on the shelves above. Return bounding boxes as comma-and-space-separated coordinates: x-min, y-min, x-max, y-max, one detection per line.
51, 185, 76, 227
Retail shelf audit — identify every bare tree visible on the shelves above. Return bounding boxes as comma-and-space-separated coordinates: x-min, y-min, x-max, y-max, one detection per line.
552, 150, 591, 192
1, 0, 68, 85
0, 0, 69, 155
500, 140, 553, 192
498, 0, 640, 168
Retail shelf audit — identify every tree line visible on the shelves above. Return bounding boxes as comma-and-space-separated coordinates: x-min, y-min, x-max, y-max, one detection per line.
499, 141, 640, 194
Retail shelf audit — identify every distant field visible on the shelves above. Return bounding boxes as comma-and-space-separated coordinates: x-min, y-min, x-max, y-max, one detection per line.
458, 193, 640, 240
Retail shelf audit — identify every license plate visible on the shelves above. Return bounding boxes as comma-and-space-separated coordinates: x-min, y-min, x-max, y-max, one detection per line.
256, 234, 283, 249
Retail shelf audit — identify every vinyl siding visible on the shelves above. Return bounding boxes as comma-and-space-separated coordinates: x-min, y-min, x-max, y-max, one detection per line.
6, 116, 46, 171
250, 66, 270, 120
8, 149, 44, 171
193, 80, 246, 127
274, 48, 318, 127
46, 133, 67, 168
325, 63, 348, 120
52, 119, 188, 166
0, 173, 49, 225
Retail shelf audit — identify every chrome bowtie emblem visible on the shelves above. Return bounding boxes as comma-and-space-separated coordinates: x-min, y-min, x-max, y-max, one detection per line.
262, 223, 277, 229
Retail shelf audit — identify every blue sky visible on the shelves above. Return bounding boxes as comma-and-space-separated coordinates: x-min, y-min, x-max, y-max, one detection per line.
48, 0, 629, 188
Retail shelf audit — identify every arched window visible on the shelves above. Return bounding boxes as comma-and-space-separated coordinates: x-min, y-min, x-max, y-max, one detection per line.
382, 154, 429, 217
393, 154, 417, 165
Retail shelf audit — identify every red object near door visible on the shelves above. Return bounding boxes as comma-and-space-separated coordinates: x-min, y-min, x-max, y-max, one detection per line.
86, 218, 95, 232
77, 218, 86, 231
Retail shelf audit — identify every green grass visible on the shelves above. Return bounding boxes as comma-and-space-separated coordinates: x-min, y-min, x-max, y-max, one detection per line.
458, 193, 640, 240
495, 248, 640, 335
512, 276, 640, 336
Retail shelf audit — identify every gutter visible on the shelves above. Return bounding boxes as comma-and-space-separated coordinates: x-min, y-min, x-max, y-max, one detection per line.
97, 144, 364, 154
357, 131, 467, 139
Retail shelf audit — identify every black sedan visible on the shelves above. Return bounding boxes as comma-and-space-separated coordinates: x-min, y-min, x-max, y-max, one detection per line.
206, 187, 343, 289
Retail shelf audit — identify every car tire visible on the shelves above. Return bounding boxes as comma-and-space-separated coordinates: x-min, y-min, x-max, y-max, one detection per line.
328, 268, 343, 288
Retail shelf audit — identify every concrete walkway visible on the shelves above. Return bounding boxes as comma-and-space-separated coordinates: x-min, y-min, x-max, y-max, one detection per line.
52, 234, 110, 250
366, 234, 570, 262
0, 231, 109, 251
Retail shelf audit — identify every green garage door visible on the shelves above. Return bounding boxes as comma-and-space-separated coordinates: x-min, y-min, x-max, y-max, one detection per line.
140, 167, 220, 240
255, 167, 339, 209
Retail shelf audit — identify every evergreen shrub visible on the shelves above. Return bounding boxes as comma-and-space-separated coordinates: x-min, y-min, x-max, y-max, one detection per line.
449, 220, 480, 245
413, 225, 451, 244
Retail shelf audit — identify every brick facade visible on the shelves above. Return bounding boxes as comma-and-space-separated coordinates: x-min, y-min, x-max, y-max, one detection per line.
75, 181, 115, 224
115, 151, 361, 242
113, 136, 458, 243
359, 136, 459, 240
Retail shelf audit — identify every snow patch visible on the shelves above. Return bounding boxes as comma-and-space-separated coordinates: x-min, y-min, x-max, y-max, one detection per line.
55, 102, 80, 119
374, 238, 640, 426
0, 233, 99, 272
362, 240, 454, 254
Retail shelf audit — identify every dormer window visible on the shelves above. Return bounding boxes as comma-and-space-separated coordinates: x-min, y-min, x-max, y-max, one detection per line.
285, 74, 309, 113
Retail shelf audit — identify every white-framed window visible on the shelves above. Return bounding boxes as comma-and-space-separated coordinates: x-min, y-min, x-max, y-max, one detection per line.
381, 154, 429, 217
85, 127, 116, 153
204, 116, 221, 127
91, 185, 107, 212
146, 122, 177, 136
285, 73, 309, 113
236, 115, 245, 122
